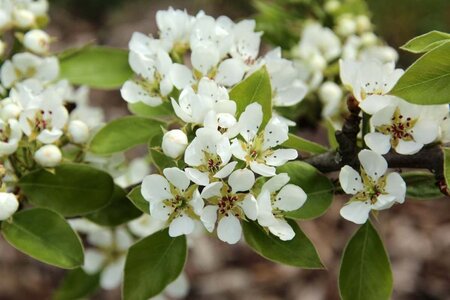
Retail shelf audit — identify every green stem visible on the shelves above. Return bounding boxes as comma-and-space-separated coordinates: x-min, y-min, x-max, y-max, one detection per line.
362, 112, 370, 148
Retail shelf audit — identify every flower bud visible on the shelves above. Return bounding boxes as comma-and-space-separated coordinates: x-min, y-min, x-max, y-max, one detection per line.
0, 192, 19, 220
162, 129, 188, 159
361, 32, 377, 46
324, 0, 340, 13
336, 17, 356, 37
355, 15, 371, 33
13, 9, 35, 28
310, 53, 326, 71
1, 103, 21, 120
0, 11, 11, 31
23, 29, 50, 54
319, 81, 343, 117
34, 144, 62, 167
68, 120, 90, 144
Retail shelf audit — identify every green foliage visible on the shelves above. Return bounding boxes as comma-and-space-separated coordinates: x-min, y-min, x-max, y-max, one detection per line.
2, 208, 84, 269
127, 185, 150, 214
242, 220, 323, 268
86, 185, 142, 226
123, 229, 187, 300
283, 133, 328, 154
53, 268, 100, 300
89, 116, 164, 155
339, 221, 393, 300
59, 46, 132, 89
401, 30, 450, 53
128, 102, 174, 120
391, 40, 450, 105
402, 172, 443, 200
278, 161, 334, 220
324, 119, 339, 149
19, 164, 114, 217
229, 66, 272, 127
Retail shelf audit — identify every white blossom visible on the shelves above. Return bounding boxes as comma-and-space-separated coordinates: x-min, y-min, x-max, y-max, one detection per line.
0, 192, 19, 220
0, 119, 22, 156
23, 29, 50, 54
34, 144, 62, 167
162, 129, 188, 159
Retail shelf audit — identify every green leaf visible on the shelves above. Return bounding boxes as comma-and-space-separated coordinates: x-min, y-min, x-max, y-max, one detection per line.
19, 164, 114, 217
86, 185, 142, 226
390, 41, 450, 105
444, 147, 450, 190
89, 116, 164, 155
229, 66, 272, 126
53, 268, 99, 300
242, 220, 323, 268
123, 229, 187, 300
283, 133, 328, 154
400, 30, 450, 54
1, 208, 84, 269
128, 102, 173, 119
324, 118, 339, 149
127, 185, 149, 214
278, 161, 334, 220
148, 134, 177, 173
402, 172, 442, 200
339, 221, 393, 300
59, 46, 132, 89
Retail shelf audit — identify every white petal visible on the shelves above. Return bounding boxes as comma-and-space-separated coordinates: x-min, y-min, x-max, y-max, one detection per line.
371, 105, 397, 127
37, 129, 62, 144
339, 165, 364, 195
358, 149, 387, 181
83, 249, 105, 274
340, 201, 372, 224
261, 173, 290, 193
163, 167, 190, 192
100, 257, 125, 290
360, 95, 396, 115
201, 205, 218, 232
395, 139, 423, 155
170, 63, 194, 90
263, 116, 289, 150
184, 137, 203, 167
201, 182, 223, 199
250, 161, 276, 177
239, 194, 258, 220
120, 80, 162, 106
411, 119, 439, 144
214, 161, 238, 178
185, 168, 209, 186
268, 219, 295, 241
256, 191, 278, 226
217, 215, 242, 244
265, 149, 298, 166
190, 189, 204, 215
274, 184, 307, 212
230, 139, 247, 161
141, 174, 172, 202
371, 194, 396, 210
238, 103, 263, 143
215, 58, 245, 86
384, 172, 406, 203
364, 132, 391, 155
169, 215, 195, 236
150, 201, 171, 221
228, 169, 255, 193
191, 45, 220, 74
171, 98, 192, 123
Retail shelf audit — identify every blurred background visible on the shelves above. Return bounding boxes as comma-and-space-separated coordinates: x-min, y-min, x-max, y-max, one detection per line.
0, 0, 449, 299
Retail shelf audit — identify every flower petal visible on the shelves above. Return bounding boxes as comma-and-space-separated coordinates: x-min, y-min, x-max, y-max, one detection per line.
169, 215, 195, 237
214, 161, 238, 178
238, 103, 263, 143
265, 149, 298, 166
263, 117, 289, 150
170, 63, 194, 89
228, 169, 255, 193
217, 215, 242, 244
274, 184, 307, 212
261, 173, 290, 193
185, 168, 209, 186
339, 165, 363, 194
384, 172, 406, 203
364, 132, 391, 155
141, 174, 172, 202
201, 205, 218, 232
395, 139, 423, 155
163, 167, 190, 192
360, 95, 396, 115
250, 161, 276, 177
239, 194, 258, 220
340, 201, 371, 224
215, 58, 245, 86
201, 182, 223, 199
358, 149, 387, 181
268, 219, 295, 241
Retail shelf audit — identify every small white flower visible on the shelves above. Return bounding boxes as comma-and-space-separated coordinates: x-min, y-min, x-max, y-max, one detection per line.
339, 150, 406, 224
162, 129, 188, 159
156, 7, 195, 50
0, 192, 19, 220
114, 158, 150, 188
365, 100, 445, 155
128, 214, 166, 238
141, 167, 204, 237
67, 120, 89, 144
318, 81, 343, 117
257, 173, 307, 240
23, 29, 50, 54
200, 168, 257, 244
230, 103, 297, 176
34, 144, 62, 167
339, 59, 403, 114
0, 119, 22, 156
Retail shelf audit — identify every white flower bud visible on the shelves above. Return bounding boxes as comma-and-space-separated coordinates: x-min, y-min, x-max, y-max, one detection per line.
336, 18, 356, 37
361, 32, 377, 46
68, 120, 90, 144
319, 81, 342, 104
310, 53, 326, 71
356, 15, 371, 33
162, 129, 188, 159
34, 144, 62, 167
13, 9, 35, 28
0, 192, 19, 220
1, 103, 21, 120
324, 0, 340, 13
23, 29, 50, 54
0, 11, 11, 31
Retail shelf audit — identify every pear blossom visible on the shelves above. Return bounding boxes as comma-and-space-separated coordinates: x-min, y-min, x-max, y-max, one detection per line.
114, 158, 150, 188
365, 100, 446, 155
339, 59, 403, 114
0, 119, 22, 156
67, 120, 89, 144
318, 81, 342, 117
156, 7, 196, 50
339, 150, 406, 224
200, 168, 258, 244
162, 129, 188, 159
184, 127, 235, 186
34, 144, 62, 167
257, 173, 307, 240
0, 192, 19, 220
23, 29, 50, 54
128, 214, 166, 238
230, 103, 297, 176
141, 167, 204, 237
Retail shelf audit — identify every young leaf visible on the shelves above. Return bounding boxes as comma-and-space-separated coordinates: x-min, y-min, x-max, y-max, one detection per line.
229, 66, 272, 126
1, 208, 84, 269
390, 40, 450, 105
278, 161, 334, 220
89, 116, 163, 155
123, 229, 187, 300
242, 220, 323, 268
53, 268, 100, 300
400, 30, 450, 54
148, 134, 177, 173
444, 147, 450, 190
128, 102, 173, 119
339, 221, 393, 300
127, 185, 150, 214
59, 46, 133, 89
283, 133, 328, 154
86, 185, 142, 226
402, 172, 443, 200
19, 164, 114, 217
324, 118, 339, 149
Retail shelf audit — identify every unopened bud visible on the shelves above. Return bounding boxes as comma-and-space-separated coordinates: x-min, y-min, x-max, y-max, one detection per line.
13, 9, 35, 28
34, 144, 62, 167
355, 15, 371, 33
23, 29, 50, 54
0, 192, 19, 220
68, 120, 90, 144
162, 129, 188, 159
